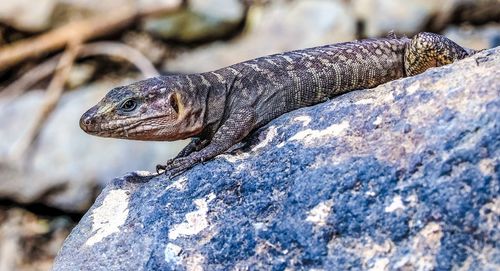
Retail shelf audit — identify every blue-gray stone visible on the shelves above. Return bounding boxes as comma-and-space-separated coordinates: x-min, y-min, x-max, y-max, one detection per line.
54, 47, 499, 270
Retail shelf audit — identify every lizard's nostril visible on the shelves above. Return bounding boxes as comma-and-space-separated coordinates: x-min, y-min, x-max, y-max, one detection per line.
80, 111, 95, 131
80, 105, 100, 131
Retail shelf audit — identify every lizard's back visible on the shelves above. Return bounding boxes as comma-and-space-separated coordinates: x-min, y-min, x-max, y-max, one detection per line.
224, 36, 410, 127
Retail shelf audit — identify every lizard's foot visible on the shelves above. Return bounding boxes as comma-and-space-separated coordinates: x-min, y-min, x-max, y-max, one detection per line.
155, 158, 177, 174
156, 157, 197, 179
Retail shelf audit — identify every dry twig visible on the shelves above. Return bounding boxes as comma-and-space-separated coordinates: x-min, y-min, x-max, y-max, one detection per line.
9, 41, 81, 162
1, 42, 159, 99
81, 42, 159, 77
0, 6, 136, 72
0, 3, 179, 71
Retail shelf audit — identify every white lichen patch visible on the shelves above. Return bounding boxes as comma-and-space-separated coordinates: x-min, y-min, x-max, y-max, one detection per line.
480, 198, 499, 229
252, 126, 277, 152
361, 240, 393, 262
253, 222, 265, 231
219, 153, 245, 163
385, 195, 405, 212
164, 242, 183, 263
306, 200, 333, 228
185, 252, 205, 271
406, 81, 421, 95
168, 193, 215, 240
372, 115, 383, 126
370, 257, 390, 271
394, 222, 443, 270
222, 126, 277, 163
133, 170, 156, 177
288, 120, 350, 145
85, 189, 130, 246
167, 176, 188, 191
339, 237, 394, 270
479, 158, 496, 176
365, 191, 376, 197
294, 115, 312, 126
406, 193, 418, 208
354, 97, 376, 105
276, 141, 286, 148
457, 244, 500, 270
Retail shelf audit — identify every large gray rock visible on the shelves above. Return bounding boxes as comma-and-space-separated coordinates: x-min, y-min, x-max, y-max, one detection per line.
54, 48, 499, 270
0, 80, 186, 212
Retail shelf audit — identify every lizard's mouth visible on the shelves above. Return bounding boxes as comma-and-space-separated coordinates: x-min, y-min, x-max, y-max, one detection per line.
79, 106, 177, 139
79, 105, 142, 137
80, 116, 144, 137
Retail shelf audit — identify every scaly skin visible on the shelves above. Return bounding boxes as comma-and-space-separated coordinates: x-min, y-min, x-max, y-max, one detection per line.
80, 32, 477, 177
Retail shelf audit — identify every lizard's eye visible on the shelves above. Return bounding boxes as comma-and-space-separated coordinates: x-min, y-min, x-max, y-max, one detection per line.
120, 99, 137, 112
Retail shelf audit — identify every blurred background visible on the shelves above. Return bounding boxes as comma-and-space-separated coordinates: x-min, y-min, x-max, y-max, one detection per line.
0, 0, 498, 270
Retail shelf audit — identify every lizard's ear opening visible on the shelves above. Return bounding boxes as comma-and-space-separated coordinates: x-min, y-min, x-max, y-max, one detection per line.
168, 92, 180, 115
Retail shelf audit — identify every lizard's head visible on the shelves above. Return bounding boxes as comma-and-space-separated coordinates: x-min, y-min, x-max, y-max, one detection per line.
80, 76, 205, 141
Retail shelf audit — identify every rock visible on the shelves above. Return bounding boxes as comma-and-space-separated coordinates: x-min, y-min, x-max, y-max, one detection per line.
54, 47, 499, 270
141, 0, 245, 42
0, 0, 56, 32
0, 80, 187, 212
352, 0, 500, 37
447, 0, 500, 27
0, 207, 73, 271
352, 0, 457, 36
137, 0, 183, 13
164, 0, 356, 73
443, 24, 500, 50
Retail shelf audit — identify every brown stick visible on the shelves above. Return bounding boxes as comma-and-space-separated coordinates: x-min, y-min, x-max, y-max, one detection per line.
0, 42, 159, 99
0, 3, 180, 72
0, 55, 60, 99
80, 42, 159, 77
0, 6, 135, 71
9, 41, 81, 162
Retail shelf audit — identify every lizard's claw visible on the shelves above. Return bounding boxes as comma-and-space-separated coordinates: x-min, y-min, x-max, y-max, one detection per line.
156, 164, 166, 174
156, 158, 178, 174
157, 157, 197, 179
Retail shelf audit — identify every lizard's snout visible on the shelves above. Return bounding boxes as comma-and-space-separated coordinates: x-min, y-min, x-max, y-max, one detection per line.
80, 106, 98, 133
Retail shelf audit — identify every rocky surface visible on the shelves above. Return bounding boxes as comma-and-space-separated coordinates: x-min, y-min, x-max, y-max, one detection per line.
54, 47, 499, 270
0, 80, 186, 212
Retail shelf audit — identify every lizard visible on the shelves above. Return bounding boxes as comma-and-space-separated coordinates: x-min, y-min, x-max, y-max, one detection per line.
79, 32, 478, 178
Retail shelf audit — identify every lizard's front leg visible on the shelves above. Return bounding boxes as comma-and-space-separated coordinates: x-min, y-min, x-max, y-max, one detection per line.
156, 138, 210, 173
157, 108, 256, 178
